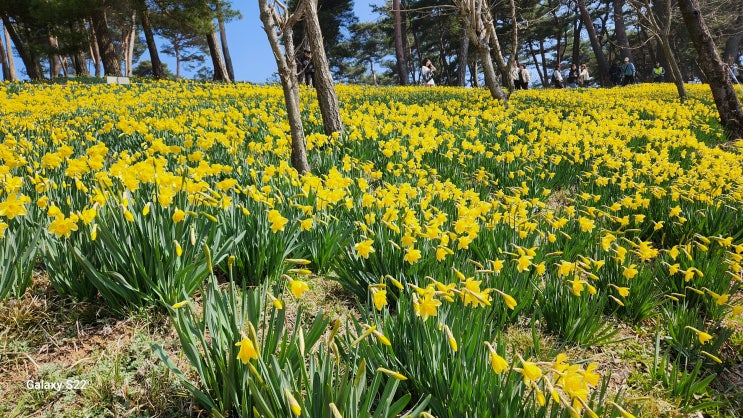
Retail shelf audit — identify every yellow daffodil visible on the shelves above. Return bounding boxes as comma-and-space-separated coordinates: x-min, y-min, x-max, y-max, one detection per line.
235, 337, 259, 364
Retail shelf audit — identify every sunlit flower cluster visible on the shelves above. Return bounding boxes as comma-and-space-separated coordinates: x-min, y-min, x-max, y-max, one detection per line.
1, 81, 741, 416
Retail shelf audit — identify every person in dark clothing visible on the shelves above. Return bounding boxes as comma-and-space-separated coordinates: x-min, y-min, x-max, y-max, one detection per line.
298, 49, 314, 86
566, 64, 579, 88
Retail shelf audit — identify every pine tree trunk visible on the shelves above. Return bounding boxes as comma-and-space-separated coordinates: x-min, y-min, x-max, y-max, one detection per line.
72, 52, 89, 76
2, 16, 43, 80
393, 0, 408, 85
650, 0, 687, 101
571, 10, 582, 65
47, 34, 62, 78
0, 21, 10, 81
304, 0, 342, 135
87, 19, 102, 77
206, 31, 230, 82
137, 0, 163, 79
258, 0, 310, 174
477, 41, 507, 103
577, 0, 610, 85
457, 0, 507, 103
126, 10, 136, 77
613, 0, 632, 60
678, 0, 743, 139
90, 6, 121, 76
3, 24, 15, 80
458, 30, 469, 86
216, 1, 235, 82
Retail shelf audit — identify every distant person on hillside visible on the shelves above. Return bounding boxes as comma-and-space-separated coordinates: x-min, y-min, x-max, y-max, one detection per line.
567, 63, 579, 88
299, 48, 314, 86
551, 64, 564, 88
519, 64, 531, 89
621, 57, 636, 86
578, 64, 591, 87
652, 62, 665, 83
510, 61, 520, 89
421, 59, 436, 86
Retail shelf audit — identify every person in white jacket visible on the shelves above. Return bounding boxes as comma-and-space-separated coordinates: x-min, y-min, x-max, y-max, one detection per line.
510, 61, 520, 89
519, 64, 531, 89
421, 59, 436, 86
551, 64, 564, 88
578, 64, 590, 87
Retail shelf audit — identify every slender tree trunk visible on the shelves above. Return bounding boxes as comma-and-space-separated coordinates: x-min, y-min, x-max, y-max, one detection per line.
72, 52, 89, 76
3, 24, 15, 80
571, 9, 582, 65
90, 6, 121, 76
48, 34, 63, 78
392, 0, 408, 85
126, 10, 136, 77
2, 16, 43, 80
678, 0, 743, 139
458, 29, 469, 86
527, 40, 544, 85
174, 43, 181, 78
0, 21, 10, 80
304, 0, 342, 135
137, 0, 163, 79
87, 19, 102, 77
369, 58, 377, 85
469, 59, 478, 87
613, 0, 632, 60
206, 31, 230, 81
258, 0, 310, 174
216, 1, 235, 82
506, 0, 519, 92
457, 0, 507, 104
577, 0, 610, 85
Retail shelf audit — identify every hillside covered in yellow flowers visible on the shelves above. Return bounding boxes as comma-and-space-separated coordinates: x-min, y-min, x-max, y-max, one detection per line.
1, 81, 742, 417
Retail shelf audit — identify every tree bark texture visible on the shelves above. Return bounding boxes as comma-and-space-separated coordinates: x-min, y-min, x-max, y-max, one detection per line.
3, 24, 15, 80
304, 0, 343, 135
2, 16, 43, 80
137, 0, 164, 79
456, 0, 507, 104
613, 0, 632, 60
458, 30, 469, 86
258, 0, 311, 174
48, 35, 63, 78
678, 0, 743, 139
206, 30, 230, 81
90, 6, 120, 76
0, 21, 10, 81
87, 19, 102, 77
577, 0, 610, 85
217, 2, 235, 82
392, 0, 409, 85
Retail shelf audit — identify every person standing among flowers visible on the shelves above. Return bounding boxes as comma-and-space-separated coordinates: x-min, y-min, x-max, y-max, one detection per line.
551, 64, 564, 88
652, 62, 666, 83
519, 64, 531, 89
567, 63, 579, 88
510, 60, 521, 89
578, 63, 591, 87
621, 57, 636, 86
298, 49, 314, 86
421, 59, 436, 87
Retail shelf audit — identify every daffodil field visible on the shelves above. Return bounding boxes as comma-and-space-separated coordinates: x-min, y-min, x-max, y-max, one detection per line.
1, 81, 742, 417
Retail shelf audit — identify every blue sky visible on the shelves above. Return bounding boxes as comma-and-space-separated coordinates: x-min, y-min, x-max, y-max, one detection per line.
159, 1, 383, 83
